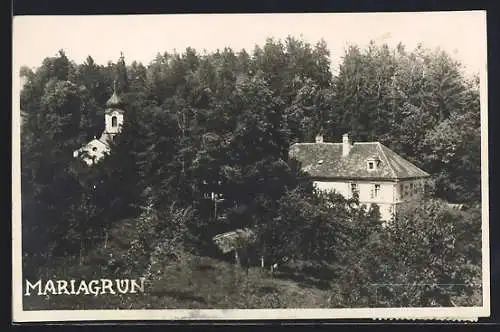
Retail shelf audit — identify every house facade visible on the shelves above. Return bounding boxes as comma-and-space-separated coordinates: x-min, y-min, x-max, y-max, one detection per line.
289, 133, 431, 221
73, 84, 125, 166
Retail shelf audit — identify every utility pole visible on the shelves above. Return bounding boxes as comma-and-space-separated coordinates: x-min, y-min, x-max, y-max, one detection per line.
213, 192, 217, 220
213, 189, 224, 221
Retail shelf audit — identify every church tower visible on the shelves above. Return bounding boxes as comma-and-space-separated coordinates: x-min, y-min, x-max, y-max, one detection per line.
102, 80, 125, 142
74, 81, 126, 165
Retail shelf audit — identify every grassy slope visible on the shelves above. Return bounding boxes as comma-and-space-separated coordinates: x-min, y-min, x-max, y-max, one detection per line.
24, 256, 338, 310
23, 216, 482, 310
23, 218, 336, 310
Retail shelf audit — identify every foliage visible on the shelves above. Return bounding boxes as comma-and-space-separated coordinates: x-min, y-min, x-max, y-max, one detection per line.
125, 200, 193, 281
332, 199, 482, 307
19, 37, 482, 308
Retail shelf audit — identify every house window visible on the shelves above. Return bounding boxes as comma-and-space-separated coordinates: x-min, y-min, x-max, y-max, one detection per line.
367, 157, 380, 171
410, 183, 414, 196
92, 147, 97, 152
400, 184, 404, 198
371, 184, 381, 199
112, 116, 118, 127
350, 183, 359, 197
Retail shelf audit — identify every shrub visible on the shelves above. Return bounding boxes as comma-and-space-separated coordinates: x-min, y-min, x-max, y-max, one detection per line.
370, 199, 482, 307
125, 200, 193, 280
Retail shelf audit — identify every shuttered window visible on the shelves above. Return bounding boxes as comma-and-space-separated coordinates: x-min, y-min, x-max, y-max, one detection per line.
371, 184, 380, 199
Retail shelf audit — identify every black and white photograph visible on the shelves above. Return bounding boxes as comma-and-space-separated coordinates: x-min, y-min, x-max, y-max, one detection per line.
12, 11, 489, 321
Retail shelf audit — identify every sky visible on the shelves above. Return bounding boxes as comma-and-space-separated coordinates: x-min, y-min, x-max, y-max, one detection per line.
13, 11, 487, 78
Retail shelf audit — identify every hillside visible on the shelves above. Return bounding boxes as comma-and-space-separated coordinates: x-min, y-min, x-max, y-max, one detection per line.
23, 218, 341, 310
23, 211, 482, 311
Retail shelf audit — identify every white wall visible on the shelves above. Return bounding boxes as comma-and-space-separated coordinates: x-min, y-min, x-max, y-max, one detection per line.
75, 139, 109, 166
314, 181, 351, 197
313, 178, 427, 221
314, 180, 396, 204
105, 109, 124, 134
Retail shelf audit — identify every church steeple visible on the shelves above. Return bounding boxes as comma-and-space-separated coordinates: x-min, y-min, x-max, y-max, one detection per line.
74, 81, 126, 165
103, 80, 125, 140
105, 79, 124, 108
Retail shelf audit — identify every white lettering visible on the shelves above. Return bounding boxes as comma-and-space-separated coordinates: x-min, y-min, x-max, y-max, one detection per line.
69, 279, 76, 294
43, 280, 57, 295
25, 280, 42, 296
24, 279, 141, 296
115, 279, 129, 294
56, 280, 70, 295
76, 280, 90, 295
88, 280, 101, 296
130, 278, 145, 293
100, 279, 116, 294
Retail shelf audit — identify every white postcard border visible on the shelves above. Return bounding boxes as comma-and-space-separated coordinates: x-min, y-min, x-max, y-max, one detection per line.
12, 11, 490, 322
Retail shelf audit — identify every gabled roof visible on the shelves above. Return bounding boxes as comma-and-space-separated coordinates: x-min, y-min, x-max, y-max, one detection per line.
289, 141, 430, 180
98, 132, 114, 146
76, 138, 109, 151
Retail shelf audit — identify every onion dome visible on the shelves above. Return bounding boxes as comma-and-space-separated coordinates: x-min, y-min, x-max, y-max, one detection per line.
105, 80, 124, 108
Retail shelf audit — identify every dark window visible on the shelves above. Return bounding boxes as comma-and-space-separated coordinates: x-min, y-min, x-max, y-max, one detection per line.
368, 162, 374, 170
351, 183, 359, 196
92, 147, 97, 152
112, 116, 117, 127
371, 184, 380, 198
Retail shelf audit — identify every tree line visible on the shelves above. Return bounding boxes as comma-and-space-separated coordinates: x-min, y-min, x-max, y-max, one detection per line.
20, 37, 482, 307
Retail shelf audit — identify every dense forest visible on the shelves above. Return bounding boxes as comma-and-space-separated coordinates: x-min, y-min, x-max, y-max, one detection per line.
20, 37, 482, 308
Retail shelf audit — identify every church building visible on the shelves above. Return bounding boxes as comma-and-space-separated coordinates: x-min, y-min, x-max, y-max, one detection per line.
73, 82, 125, 165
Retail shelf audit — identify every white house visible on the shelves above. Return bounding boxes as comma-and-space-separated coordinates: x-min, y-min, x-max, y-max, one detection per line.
73, 84, 125, 166
289, 133, 431, 221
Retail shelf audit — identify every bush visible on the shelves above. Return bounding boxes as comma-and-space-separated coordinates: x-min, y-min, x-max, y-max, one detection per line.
125, 200, 194, 280
362, 199, 482, 307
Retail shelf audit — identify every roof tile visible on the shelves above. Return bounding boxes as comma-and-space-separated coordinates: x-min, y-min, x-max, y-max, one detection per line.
289, 141, 430, 180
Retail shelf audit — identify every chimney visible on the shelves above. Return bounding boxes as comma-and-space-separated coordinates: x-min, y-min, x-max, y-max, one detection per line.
342, 133, 352, 156
315, 133, 324, 143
